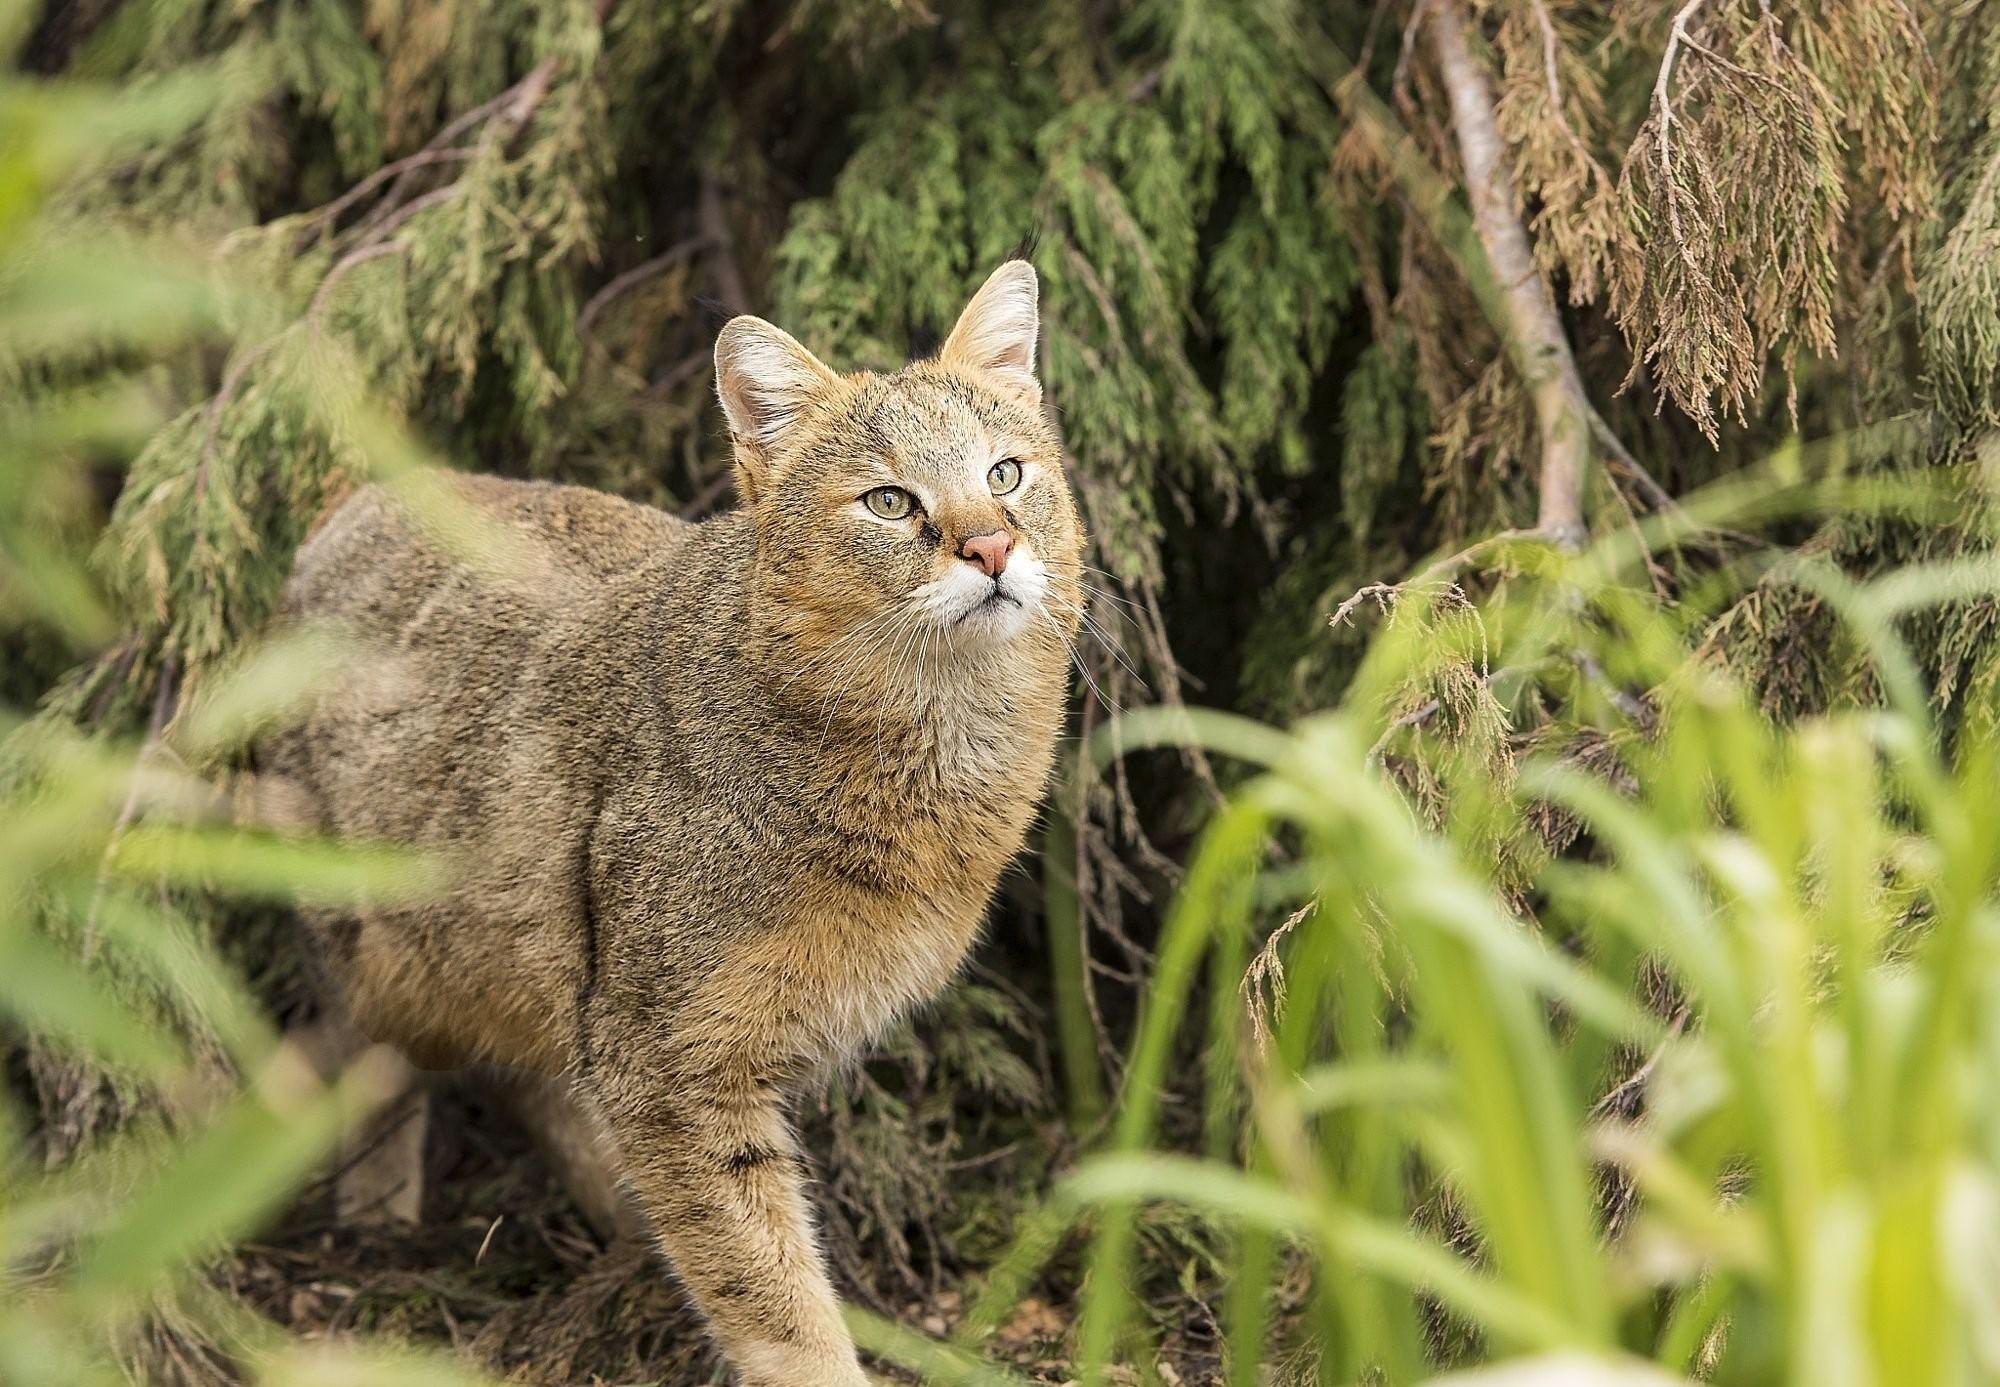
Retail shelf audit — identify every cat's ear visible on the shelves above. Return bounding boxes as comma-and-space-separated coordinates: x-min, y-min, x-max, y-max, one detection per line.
714, 316, 843, 503
940, 261, 1040, 406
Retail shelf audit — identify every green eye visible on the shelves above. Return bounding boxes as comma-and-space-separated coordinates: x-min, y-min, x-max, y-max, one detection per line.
988, 459, 1023, 495
864, 486, 914, 520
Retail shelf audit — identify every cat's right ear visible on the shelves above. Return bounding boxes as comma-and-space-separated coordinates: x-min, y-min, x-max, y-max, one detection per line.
713, 317, 843, 504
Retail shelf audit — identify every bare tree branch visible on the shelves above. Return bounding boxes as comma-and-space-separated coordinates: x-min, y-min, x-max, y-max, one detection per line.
699, 175, 753, 318
1425, 0, 1597, 549
300, 148, 475, 248
577, 235, 712, 350
1587, 406, 1677, 514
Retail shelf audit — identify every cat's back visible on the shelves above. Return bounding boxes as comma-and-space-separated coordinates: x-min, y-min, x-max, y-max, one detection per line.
269, 474, 692, 848
285, 473, 689, 633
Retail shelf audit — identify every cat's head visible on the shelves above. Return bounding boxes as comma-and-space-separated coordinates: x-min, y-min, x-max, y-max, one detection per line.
714, 262, 1084, 667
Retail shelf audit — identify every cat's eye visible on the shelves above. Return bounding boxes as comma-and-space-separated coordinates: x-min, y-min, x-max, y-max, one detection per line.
864, 486, 915, 520
988, 459, 1024, 495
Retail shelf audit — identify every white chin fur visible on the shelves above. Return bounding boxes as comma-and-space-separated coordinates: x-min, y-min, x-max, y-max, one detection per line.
912, 545, 1049, 642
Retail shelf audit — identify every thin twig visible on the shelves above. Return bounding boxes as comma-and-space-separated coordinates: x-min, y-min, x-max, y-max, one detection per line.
307, 241, 408, 327
1653, 0, 1709, 186
676, 468, 734, 520
300, 148, 475, 247
352, 183, 465, 253
1588, 407, 1677, 514
203, 187, 455, 470
1600, 440, 1673, 600
1363, 661, 1528, 765
83, 640, 141, 728
1329, 528, 1547, 634
1354, 0, 1398, 75
1590, 1007, 1690, 1117
497, 53, 563, 139
1573, 649, 1654, 726
1651, 0, 1709, 272
1527, 0, 1608, 184
1331, 581, 1406, 632
646, 349, 711, 398
344, 91, 513, 246
475, 1215, 506, 1265
1392, 0, 1432, 103
347, 0, 619, 247
1124, 65, 1165, 102
1368, 696, 1445, 762
198, 340, 279, 487
576, 236, 711, 349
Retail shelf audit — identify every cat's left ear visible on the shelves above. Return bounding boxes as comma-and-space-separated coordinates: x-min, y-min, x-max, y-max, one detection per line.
940, 261, 1040, 406
714, 316, 845, 504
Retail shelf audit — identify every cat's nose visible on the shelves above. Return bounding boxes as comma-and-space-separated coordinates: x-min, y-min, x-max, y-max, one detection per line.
959, 530, 1013, 577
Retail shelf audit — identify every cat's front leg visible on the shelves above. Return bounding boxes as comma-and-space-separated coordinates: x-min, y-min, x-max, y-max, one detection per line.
586, 1053, 868, 1387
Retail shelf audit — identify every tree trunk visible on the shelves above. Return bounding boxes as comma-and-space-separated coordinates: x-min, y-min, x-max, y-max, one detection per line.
1426, 0, 1595, 549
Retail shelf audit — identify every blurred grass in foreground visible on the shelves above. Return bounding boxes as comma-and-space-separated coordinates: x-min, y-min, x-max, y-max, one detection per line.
0, 19, 497, 1385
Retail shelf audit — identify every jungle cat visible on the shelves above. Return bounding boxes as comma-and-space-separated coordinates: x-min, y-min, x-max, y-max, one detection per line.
259, 261, 1083, 1387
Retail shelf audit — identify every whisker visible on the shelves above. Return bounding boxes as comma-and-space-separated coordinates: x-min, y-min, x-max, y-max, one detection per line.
1062, 560, 1141, 589
1060, 574, 1144, 614
872, 609, 934, 749
777, 607, 904, 688
810, 613, 910, 704
1075, 611, 1148, 688
811, 607, 920, 750
1044, 594, 1149, 690
1081, 586, 1145, 616
814, 629, 907, 755
1038, 607, 1119, 714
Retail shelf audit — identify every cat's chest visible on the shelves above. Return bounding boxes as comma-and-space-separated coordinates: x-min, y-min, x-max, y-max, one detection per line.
635, 727, 1055, 1075
783, 878, 990, 1060
809, 755, 1041, 911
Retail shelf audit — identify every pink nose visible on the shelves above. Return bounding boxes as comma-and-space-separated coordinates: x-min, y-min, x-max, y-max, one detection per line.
959, 530, 1014, 577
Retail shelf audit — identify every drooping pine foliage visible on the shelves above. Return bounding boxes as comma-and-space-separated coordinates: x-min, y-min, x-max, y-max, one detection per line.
5, 0, 2000, 1381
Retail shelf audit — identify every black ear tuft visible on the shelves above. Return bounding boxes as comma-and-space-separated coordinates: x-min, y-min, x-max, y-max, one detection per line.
907, 231, 1042, 359
693, 294, 737, 331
